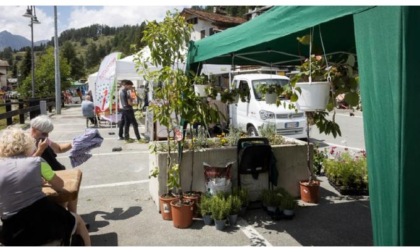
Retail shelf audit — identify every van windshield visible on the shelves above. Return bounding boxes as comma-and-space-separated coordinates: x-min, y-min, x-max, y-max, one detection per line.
252, 79, 290, 101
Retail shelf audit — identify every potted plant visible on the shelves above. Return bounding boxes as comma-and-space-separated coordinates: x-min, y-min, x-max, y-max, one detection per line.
139, 10, 196, 222
193, 73, 211, 97
227, 194, 242, 226
256, 82, 284, 104
183, 190, 202, 218
324, 148, 368, 195
210, 194, 230, 231
288, 34, 361, 203
280, 194, 297, 218
261, 189, 282, 213
232, 187, 249, 216
162, 163, 195, 229
139, 10, 224, 225
199, 194, 214, 225
290, 35, 361, 138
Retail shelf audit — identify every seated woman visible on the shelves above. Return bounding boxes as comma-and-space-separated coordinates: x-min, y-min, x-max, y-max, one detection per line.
30, 115, 79, 215
0, 127, 91, 246
81, 95, 97, 127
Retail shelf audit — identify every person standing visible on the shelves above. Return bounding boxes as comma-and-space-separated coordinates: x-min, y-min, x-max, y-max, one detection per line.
76, 88, 83, 103
119, 80, 145, 143
118, 83, 126, 140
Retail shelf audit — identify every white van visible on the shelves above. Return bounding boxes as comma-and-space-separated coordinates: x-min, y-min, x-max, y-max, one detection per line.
229, 74, 307, 139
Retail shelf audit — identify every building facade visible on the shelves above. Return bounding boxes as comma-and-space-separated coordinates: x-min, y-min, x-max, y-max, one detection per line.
181, 7, 246, 42
0, 59, 9, 90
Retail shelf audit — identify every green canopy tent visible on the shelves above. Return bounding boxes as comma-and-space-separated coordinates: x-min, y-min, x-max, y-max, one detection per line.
186, 6, 420, 246
187, 6, 372, 69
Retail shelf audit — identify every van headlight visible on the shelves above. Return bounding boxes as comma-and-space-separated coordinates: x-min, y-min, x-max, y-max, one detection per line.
259, 110, 275, 120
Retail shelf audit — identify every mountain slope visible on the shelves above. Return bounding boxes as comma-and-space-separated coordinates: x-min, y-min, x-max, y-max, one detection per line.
0, 30, 48, 50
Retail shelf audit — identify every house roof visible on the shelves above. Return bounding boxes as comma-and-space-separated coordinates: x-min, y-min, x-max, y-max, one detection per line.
181, 8, 246, 26
0, 60, 9, 67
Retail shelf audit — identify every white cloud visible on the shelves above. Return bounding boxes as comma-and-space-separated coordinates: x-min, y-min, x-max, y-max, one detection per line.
66, 6, 185, 31
0, 5, 189, 42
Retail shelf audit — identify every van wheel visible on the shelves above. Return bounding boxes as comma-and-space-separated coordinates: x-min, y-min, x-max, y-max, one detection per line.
247, 125, 258, 136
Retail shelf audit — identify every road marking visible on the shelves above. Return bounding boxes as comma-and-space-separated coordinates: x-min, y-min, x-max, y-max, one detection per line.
56, 150, 150, 159
237, 218, 272, 246
335, 113, 363, 119
80, 179, 149, 189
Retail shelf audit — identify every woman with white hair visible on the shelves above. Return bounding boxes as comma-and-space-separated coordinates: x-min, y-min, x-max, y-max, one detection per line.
0, 127, 91, 246
30, 115, 72, 171
30, 115, 80, 214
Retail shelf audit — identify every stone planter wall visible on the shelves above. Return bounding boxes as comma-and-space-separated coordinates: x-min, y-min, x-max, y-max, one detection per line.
149, 138, 313, 211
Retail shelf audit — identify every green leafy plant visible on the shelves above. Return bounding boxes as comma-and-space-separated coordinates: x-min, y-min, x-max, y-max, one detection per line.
324, 148, 368, 190
256, 82, 284, 96
227, 195, 242, 215
232, 187, 249, 207
210, 195, 230, 220
199, 194, 213, 216
136, 10, 222, 196
136, 10, 193, 196
280, 194, 297, 210
313, 144, 329, 175
261, 189, 282, 207
290, 53, 360, 138
258, 123, 288, 145
167, 164, 181, 193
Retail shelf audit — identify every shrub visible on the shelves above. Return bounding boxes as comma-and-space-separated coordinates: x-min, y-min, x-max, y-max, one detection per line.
324, 148, 368, 189
210, 195, 230, 220
199, 194, 213, 216
280, 194, 297, 210
227, 195, 242, 215
232, 187, 249, 207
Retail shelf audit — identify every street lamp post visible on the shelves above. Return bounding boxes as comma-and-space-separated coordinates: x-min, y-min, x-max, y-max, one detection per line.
23, 6, 40, 98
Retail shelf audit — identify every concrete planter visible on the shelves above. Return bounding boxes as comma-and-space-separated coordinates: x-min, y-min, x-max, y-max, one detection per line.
149, 138, 312, 211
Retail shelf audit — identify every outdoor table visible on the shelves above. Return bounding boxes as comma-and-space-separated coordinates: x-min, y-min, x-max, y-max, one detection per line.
42, 169, 83, 203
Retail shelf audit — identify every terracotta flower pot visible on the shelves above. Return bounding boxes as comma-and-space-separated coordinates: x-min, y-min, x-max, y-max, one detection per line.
183, 191, 202, 218
299, 179, 321, 203
170, 199, 194, 229
159, 194, 176, 220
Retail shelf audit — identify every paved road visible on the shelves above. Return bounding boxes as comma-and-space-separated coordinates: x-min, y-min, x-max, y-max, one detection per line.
309, 108, 365, 152
1, 105, 373, 246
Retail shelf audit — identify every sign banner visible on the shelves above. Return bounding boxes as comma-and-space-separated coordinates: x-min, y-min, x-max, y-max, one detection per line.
93, 52, 121, 113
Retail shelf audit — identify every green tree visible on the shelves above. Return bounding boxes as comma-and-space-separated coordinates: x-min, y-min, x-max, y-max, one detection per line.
139, 10, 193, 194
0, 47, 14, 65
61, 41, 86, 80
85, 43, 99, 69
140, 10, 221, 193
18, 47, 71, 98
19, 48, 31, 80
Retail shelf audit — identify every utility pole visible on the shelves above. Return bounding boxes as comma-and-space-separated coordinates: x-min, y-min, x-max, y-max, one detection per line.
23, 6, 40, 98
54, 6, 61, 114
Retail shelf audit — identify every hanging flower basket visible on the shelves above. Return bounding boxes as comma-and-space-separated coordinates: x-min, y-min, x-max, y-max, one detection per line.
295, 81, 330, 111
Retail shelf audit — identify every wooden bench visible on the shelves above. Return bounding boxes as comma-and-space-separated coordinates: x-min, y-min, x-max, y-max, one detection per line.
42, 169, 83, 203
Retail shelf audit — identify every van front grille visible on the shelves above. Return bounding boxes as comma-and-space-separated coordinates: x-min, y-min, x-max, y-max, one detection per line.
277, 128, 304, 135
276, 113, 304, 119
